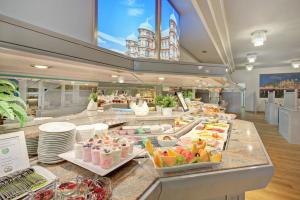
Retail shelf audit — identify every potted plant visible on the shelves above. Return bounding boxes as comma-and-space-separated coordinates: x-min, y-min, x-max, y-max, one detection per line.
161, 96, 177, 116
0, 79, 27, 127
87, 91, 98, 111
154, 95, 164, 112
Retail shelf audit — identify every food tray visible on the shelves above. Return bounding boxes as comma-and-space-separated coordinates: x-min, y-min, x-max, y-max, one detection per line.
59, 147, 144, 176
149, 155, 221, 176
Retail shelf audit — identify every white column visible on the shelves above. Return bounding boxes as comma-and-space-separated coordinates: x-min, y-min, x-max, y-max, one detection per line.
61, 83, 65, 108
18, 80, 27, 102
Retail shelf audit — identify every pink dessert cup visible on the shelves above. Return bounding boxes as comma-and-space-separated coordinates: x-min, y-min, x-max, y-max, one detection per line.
100, 149, 113, 169
120, 144, 130, 158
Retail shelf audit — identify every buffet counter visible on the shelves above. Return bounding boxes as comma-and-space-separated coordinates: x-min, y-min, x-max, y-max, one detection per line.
30, 119, 273, 200
0, 110, 190, 137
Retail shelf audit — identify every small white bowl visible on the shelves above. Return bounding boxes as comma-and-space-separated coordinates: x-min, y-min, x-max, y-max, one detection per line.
157, 135, 178, 147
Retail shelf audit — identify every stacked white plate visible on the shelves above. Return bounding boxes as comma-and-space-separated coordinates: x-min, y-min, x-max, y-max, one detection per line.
76, 124, 95, 142
38, 122, 76, 164
26, 137, 39, 155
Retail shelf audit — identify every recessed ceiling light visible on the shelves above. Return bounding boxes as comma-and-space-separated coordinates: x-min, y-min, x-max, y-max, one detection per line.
291, 60, 300, 69
246, 64, 254, 71
32, 65, 49, 69
158, 77, 165, 81
111, 75, 118, 78
118, 76, 124, 83
247, 53, 257, 63
198, 66, 204, 70
251, 30, 267, 47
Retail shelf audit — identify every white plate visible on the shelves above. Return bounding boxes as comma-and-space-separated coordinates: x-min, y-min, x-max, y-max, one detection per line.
39, 122, 76, 133
59, 146, 144, 176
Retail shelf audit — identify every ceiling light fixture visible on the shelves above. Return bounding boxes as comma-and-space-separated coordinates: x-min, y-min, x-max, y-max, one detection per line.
198, 66, 204, 70
247, 53, 257, 63
291, 60, 300, 69
111, 75, 118, 78
118, 76, 124, 83
251, 30, 267, 47
32, 65, 49, 69
158, 77, 165, 81
246, 64, 254, 71
225, 68, 229, 72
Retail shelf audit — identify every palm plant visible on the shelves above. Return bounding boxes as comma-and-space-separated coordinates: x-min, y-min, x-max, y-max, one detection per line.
0, 79, 27, 127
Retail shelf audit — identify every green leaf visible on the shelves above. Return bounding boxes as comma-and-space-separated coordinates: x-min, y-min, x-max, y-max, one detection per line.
0, 85, 14, 95
0, 101, 14, 120
0, 93, 26, 109
162, 96, 177, 108
10, 103, 27, 127
0, 80, 16, 91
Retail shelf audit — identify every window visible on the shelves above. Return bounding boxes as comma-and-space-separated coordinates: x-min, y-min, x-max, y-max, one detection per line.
161, 0, 180, 61
97, 0, 180, 61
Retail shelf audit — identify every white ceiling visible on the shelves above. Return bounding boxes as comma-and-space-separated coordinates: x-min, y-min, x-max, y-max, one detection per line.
172, 0, 223, 64
224, 0, 300, 69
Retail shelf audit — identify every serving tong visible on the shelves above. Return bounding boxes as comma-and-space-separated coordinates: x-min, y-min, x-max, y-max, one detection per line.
0, 168, 47, 200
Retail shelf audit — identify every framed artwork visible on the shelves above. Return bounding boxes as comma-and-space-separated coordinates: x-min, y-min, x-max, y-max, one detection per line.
259, 73, 300, 98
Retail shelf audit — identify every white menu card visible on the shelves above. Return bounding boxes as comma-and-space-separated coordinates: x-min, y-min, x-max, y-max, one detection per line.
0, 131, 30, 177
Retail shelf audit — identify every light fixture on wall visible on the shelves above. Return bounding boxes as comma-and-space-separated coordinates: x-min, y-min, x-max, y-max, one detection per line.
291, 60, 300, 69
32, 64, 49, 69
246, 64, 253, 71
247, 53, 257, 63
251, 30, 267, 47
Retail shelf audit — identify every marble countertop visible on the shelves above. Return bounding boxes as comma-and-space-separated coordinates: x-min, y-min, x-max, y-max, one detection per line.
31, 119, 271, 200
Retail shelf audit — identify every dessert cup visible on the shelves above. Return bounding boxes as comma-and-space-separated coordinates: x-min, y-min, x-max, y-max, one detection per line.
100, 148, 113, 169
112, 147, 121, 163
74, 143, 84, 159
120, 143, 130, 158
83, 144, 92, 162
91, 146, 101, 165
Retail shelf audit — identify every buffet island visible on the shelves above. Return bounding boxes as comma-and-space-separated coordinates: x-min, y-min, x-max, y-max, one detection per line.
0, 105, 273, 200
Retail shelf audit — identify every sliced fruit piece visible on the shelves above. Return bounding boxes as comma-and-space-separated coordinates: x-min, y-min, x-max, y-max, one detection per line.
145, 140, 154, 156
199, 149, 210, 162
167, 149, 177, 157
210, 151, 222, 162
153, 153, 162, 168
161, 156, 177, 167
